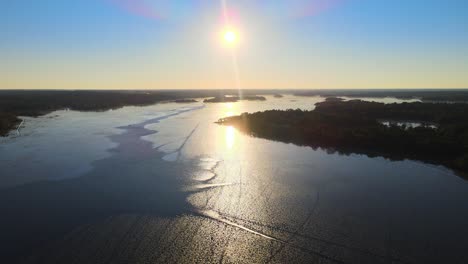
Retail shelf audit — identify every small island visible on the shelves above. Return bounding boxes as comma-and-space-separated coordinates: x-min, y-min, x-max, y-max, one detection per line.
204, 96, 240, 103
217, 99, 468, 174
243, 95, 267, 101
172, 99, 198, 103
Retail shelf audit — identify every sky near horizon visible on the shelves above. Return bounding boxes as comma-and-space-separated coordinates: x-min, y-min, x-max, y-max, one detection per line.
2, 0, 468, 89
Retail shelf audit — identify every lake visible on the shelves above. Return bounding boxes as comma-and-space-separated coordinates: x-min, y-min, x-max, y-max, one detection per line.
1, 95, 467, 263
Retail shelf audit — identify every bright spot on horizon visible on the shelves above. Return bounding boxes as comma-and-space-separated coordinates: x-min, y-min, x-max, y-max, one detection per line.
223, 30, 237, 44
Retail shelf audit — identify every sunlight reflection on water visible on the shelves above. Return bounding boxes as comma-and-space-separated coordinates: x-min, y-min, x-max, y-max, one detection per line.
225, 126, 235, 150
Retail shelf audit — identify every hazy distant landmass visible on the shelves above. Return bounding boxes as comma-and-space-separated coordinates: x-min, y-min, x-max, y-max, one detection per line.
217, 98, 468, 174
203, 95, 266, 103
294, 89, 468, 102
243, 95, 267, 101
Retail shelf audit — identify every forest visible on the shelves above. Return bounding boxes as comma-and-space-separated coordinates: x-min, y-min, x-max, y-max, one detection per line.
217, 98, 468, 174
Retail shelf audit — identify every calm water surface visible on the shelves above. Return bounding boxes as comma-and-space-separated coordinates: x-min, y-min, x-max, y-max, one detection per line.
1, 95, 467, 263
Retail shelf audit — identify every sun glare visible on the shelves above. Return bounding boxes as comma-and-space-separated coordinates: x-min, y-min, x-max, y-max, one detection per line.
223, 30, 237, 44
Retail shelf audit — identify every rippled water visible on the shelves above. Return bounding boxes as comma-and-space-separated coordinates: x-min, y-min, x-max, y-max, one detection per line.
380, 120, 438, 129
1, 95, 468, 263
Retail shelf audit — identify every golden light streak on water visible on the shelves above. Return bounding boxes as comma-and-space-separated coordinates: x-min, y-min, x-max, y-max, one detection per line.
225, 126, 235, 150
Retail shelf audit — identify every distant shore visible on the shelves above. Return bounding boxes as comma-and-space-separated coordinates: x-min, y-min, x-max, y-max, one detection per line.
2, 89, 468, 137
293, 89, 468, 103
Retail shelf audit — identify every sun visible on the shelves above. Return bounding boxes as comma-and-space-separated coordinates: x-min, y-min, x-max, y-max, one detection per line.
223, 30, 237, 44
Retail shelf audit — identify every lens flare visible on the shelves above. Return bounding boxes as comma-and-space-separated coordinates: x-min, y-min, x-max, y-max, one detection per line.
110, 0, 199, 20
110, 0, 161, 19
293, 0, 346, 18
258, 0, 346, 19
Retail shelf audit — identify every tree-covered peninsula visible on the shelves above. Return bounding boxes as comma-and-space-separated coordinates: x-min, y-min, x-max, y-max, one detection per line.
217, 99, 468, 174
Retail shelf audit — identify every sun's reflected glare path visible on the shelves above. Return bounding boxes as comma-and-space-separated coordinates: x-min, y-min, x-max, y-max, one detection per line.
225, 126, 235, 150
222, 102, 239, 151
224, 102, 236, 118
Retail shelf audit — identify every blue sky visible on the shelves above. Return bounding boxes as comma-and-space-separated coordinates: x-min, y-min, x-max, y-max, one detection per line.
2, 0, 468, 89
